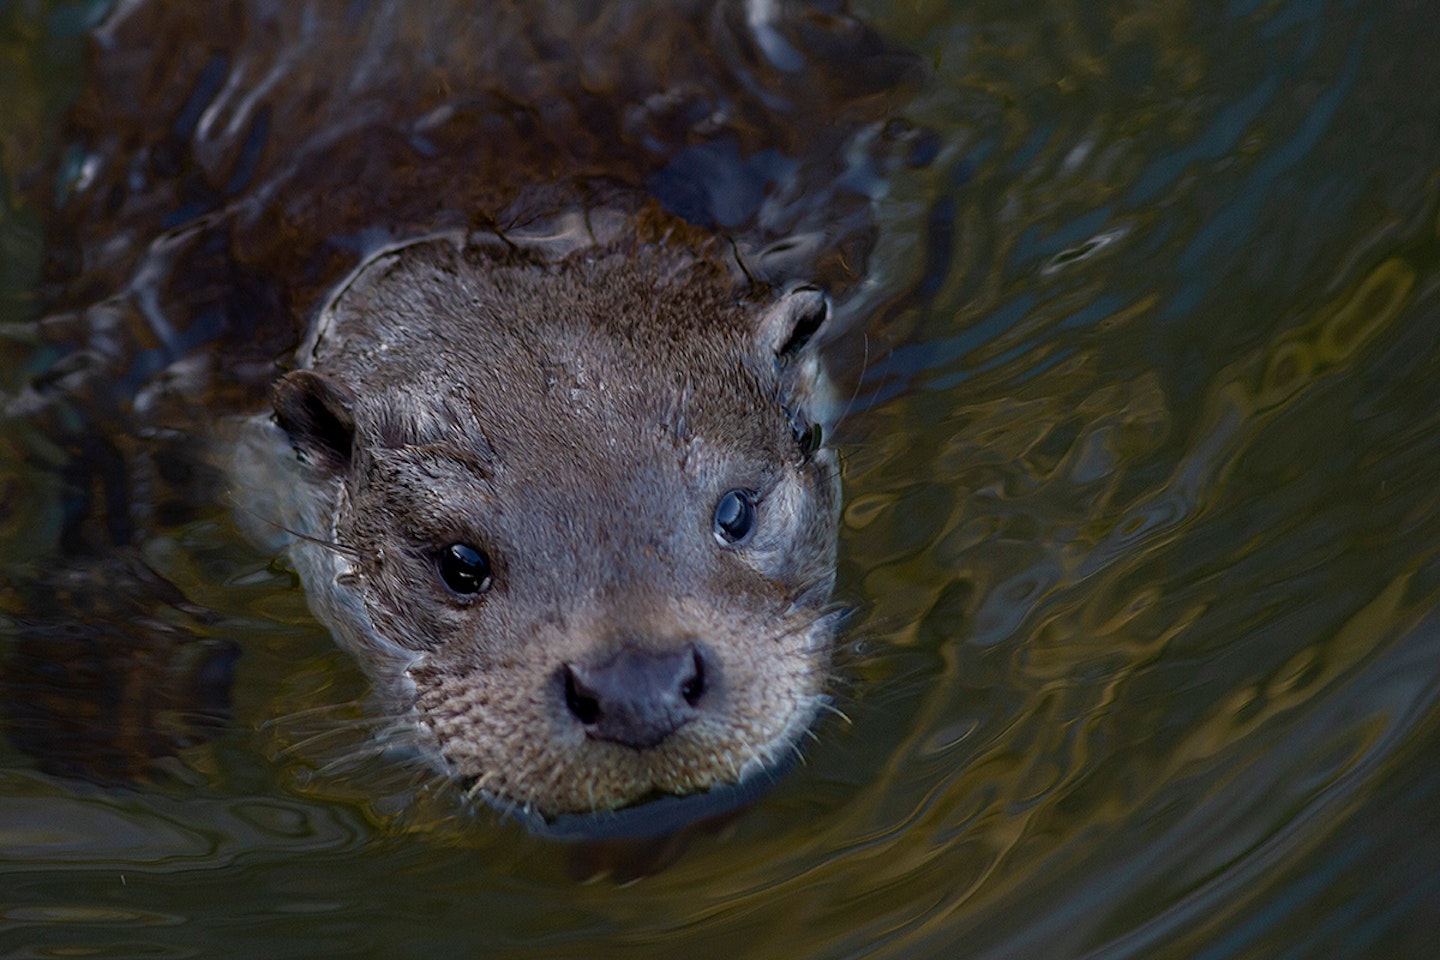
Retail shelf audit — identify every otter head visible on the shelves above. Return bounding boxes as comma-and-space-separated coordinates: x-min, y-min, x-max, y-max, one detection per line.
268, 236, 842, 821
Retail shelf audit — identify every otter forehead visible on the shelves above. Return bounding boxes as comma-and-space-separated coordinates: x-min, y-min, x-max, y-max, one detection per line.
316, 241, 765, 388
317, 242, 793, 459
349, 343, 787, 464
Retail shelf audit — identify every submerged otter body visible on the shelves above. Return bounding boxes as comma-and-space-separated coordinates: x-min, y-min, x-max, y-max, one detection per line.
3, 1, 919, 825
252, 224, 843, 817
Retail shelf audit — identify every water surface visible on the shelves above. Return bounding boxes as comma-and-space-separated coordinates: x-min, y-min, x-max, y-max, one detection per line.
3, 1, 1439, 957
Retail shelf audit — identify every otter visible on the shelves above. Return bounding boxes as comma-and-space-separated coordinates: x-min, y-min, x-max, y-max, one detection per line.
2, 0, 920, 829
240, 220, 843, 820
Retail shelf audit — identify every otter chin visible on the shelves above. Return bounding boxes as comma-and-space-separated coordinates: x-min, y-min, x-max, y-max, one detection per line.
255, 221, 843, 821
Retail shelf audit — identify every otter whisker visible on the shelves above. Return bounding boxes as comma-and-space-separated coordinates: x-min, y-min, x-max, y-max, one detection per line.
814, 699, 853, 726
833, 329, 873, 433
274, 721, 395, 758
263, 699, 395, 727
310, 734, 424, 777
230, 502, 371, 562
465, 771, 497, 802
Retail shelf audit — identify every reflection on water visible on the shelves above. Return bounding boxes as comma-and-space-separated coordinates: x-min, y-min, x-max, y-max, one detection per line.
3, 0, 1440, 957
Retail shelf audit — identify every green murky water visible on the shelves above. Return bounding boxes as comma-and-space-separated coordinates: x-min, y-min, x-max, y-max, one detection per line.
3, 1, 1439, 957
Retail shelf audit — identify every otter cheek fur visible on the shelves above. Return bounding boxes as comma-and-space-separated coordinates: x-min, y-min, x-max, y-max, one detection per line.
268, 235, 842, 819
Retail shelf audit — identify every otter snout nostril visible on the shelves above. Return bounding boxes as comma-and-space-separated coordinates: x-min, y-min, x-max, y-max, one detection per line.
680, 646, 705, 707
561, 644, 708, 749
563, 668, 602, 725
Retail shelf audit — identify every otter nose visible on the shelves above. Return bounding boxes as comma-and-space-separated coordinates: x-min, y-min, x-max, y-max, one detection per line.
562, 644, 707, 749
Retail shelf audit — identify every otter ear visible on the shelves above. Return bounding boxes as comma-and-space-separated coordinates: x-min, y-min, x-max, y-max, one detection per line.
755, 286, 840, 458
270, 370, 358, 475
755, 285, 832, 359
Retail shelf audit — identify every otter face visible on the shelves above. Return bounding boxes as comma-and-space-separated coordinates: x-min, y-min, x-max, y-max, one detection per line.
269, 239, 842, 820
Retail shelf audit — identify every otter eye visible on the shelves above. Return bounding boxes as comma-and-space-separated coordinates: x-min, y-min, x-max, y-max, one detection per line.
798, 421, 822, 458
713, 489, 757, 544
783, 403, 823, 460
438, 543, 493, 596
